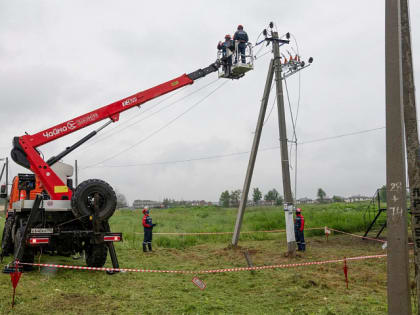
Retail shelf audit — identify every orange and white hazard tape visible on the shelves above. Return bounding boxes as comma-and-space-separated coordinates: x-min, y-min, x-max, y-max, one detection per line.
19, 254, 387, 274
328, 228, 387, 243
144, 227, 324, 236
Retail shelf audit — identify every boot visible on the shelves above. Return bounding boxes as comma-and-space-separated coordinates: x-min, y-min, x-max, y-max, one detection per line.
143, 244, 147, 252
148, 243, 152, 252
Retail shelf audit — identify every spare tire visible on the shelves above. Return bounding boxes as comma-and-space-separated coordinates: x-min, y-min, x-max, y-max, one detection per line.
1, 215, 15, 257
71, 179, 117, 221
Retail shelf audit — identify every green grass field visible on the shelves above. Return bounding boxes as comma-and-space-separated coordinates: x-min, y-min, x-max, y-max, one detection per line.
0, 203, 414, 314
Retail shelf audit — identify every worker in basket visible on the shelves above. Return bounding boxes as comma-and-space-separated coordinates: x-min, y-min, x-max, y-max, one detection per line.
142, 207, 157, 252
217, 34, 234, 76
294, 208, 306, 251
233, 24, 249, 64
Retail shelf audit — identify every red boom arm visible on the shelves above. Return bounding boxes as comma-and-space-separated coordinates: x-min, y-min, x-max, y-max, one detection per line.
12, 61, 220, 200
31, 74, 193, 147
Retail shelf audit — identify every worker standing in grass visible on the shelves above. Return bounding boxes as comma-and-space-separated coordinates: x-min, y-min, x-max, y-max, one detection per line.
142, 207, 156, 252
294, 208, 305, 251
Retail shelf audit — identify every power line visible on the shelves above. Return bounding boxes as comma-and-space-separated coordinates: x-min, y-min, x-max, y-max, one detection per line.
255, 49, 271, 60
75, 78, 220, 155
87, 148, 260, 169
283, 78, 297, 143
262, 82, 276, 126
83, 87, 186, 143
87, 126, 386, 169
82, 79, 229, 169
290, 33, 303, 129
298, 126, 385, 144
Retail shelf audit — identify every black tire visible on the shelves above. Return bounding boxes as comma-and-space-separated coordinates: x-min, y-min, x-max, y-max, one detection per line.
71, 179, 117, 221
1, 215, 15, 257
85, 244, 108, 267
14, 226, 34, 271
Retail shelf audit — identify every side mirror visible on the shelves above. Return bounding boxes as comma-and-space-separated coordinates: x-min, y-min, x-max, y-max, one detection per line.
0, 184, 6, 198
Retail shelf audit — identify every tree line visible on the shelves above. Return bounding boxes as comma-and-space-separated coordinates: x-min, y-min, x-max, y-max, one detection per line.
219, 187, 347, 207
219, 188, 284, 208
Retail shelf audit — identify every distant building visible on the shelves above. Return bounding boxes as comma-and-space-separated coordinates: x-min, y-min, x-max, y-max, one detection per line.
258, 200, 276, 206
191, 200, 210, 206
344, 195, 371, 203
297, 197, 314, 204
132, 200, 163, 209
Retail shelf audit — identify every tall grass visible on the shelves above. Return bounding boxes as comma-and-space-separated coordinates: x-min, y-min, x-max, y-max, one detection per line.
110, 202, 371, 250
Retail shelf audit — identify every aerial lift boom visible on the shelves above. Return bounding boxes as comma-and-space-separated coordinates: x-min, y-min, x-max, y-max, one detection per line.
11, 61, 221, 201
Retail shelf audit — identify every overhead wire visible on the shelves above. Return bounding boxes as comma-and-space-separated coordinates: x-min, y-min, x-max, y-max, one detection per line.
87, 126, 386, 169
290, 33, 302, 128
88, 148, 260, 169
282, 32, 302, 201
262, 82, 276, 126
255, 49, 272, 60
82, 87, 186, 143
283, 78, 297, 145
292, 33, 302, 202
298, 126, 386, 145
75, 78, 220, 155
254, 44, 267, 59
82, 79, 229, 170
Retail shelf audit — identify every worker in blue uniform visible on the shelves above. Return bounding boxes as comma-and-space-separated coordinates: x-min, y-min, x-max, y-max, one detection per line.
142, 207, 156, 252
233, 25, 249, 63
217, 34, 234, 76
294, 208, 305, 251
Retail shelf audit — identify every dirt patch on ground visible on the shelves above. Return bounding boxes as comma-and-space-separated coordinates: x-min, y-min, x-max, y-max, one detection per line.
46, 292, 118, 314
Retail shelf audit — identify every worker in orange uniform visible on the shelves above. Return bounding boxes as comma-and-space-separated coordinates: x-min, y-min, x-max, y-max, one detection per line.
142, 207, 156, 252
294, 208, 305, 251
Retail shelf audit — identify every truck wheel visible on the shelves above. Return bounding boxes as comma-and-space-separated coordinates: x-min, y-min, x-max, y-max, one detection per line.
85, 244, 108, 267
1, 215, 14, 257
14, 227, 34, 271
71, 179, 117, 222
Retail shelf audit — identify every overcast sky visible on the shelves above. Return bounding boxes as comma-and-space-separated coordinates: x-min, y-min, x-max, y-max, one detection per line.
0, 1, 419, 204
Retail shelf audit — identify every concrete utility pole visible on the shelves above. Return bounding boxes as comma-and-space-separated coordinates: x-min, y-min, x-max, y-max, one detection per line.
232, 60, 275, 246
385, 0, 412, 313
232, 28, 308, 251
272, 31, 296, 255
400, 0, 420, 312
